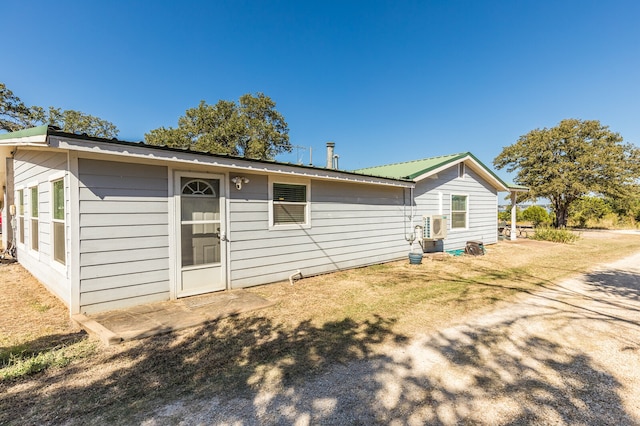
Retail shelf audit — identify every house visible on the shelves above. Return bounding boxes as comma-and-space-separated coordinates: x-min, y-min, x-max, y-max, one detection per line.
0, 126, 509, 315
355, 153, 510, 250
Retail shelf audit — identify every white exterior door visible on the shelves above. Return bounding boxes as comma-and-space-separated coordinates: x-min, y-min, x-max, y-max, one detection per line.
176, 172, 226, 297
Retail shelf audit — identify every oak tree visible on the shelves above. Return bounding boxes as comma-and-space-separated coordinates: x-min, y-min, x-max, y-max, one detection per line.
1, 82, 118, 138
145, 93, 290, 160
494, 119, 640, 227
1, 83, 35, 132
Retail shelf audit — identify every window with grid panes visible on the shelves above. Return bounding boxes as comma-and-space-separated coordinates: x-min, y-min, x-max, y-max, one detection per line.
451, 194, 467, 229
52, 179, 65, 264
30, 186, 39, 251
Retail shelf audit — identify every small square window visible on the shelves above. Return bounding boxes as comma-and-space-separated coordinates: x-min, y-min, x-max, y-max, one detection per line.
272, 182, 309, 226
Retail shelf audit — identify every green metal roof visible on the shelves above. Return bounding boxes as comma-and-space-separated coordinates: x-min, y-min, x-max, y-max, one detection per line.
505, 183, 529, 191
354, 153, 467, 179
0, 125, 49, 140
353, 151, 520, 192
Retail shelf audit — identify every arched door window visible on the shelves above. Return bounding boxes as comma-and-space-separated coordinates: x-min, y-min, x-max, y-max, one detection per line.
180, 178, 220, 267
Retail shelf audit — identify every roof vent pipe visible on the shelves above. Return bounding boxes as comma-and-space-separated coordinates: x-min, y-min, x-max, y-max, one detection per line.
326, 142, 335, 169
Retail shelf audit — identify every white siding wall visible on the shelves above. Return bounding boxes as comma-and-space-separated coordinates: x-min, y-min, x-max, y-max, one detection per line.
78, 158, 170, 313
12, 147, 498, 314
228, 174, 409, 287
414, 164, 498, 251
12, 149, 70, 304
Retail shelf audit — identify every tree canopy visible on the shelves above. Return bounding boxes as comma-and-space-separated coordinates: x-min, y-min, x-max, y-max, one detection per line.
494, 118, 640, 227
1, 82, 118, 138
145, 93, 291, 160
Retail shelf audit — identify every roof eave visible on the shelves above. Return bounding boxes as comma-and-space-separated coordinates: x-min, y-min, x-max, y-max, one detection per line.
412, 153, 509, 191
48, 135, 415, 188
0, 126, 49, 145
506, 185, 529, 192
410, 154, 466, 181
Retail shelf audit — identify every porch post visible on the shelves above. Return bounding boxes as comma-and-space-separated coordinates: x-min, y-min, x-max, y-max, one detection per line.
510, 190, 517, 241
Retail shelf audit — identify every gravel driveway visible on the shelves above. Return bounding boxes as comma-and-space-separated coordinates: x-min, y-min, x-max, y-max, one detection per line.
142, 251, 640, 425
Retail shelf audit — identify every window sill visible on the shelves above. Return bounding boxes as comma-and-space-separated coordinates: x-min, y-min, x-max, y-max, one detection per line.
269, 223, 311, 231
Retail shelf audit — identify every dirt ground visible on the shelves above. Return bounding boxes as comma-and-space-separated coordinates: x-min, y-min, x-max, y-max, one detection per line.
142, 250, 640, 425
0, 263, 84, 348
2, 230, 640, 424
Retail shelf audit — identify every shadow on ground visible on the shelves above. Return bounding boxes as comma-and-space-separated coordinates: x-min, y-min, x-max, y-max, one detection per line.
585, 270, 640, 301
2, 256, 639, 424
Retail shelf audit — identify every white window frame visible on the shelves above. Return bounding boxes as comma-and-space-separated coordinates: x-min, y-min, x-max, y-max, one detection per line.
27, 181, 40, 256
49, 172, 67, 269
15, 186, 25, 247
451, 193, 469, 230
268, 176, 311, 230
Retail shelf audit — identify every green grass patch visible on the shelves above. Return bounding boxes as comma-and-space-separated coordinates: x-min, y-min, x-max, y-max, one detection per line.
29, 300, 52, 312
1, 338, 96, 381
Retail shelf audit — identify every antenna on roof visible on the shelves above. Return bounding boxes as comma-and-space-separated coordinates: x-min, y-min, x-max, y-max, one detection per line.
290, 144, 311, 165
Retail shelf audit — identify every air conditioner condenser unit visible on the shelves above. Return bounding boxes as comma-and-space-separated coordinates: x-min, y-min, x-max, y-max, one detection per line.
423, 215, 448, 240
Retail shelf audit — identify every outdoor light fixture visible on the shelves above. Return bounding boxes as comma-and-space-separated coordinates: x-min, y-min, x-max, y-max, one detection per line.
231, 176, 250, 190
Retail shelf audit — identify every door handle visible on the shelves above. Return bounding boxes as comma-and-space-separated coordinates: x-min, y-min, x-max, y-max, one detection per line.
216, 228, 228, 242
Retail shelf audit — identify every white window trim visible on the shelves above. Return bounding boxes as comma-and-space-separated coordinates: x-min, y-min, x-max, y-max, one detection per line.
27, 181, 40, 258
268, 176, 311, 230
15, 185, 25, 248
450, 193, 469, 230
49, 173, 67, 272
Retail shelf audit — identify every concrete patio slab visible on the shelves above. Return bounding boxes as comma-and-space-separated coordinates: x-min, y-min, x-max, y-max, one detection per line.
73, 290, 274, 345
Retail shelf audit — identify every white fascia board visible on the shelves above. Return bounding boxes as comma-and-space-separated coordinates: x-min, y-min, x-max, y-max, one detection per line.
49, 136, 414, 189
465, 158, 508, 191
412, 163, 459, 182
0, 135, 48, 145
413, 155, 508, 191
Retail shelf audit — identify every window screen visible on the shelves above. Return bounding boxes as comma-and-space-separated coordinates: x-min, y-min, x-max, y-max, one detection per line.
274, 184, 306, 202
52, 179, 65, 264
273, 183, 307, 225
30, 186, 39, 251
451, 195, 467, 229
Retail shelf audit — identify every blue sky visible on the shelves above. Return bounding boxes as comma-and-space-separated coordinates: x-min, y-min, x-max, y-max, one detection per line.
3, 1, 639, 182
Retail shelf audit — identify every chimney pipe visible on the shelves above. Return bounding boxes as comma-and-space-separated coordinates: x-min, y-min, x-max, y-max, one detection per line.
326, 142, 335, 169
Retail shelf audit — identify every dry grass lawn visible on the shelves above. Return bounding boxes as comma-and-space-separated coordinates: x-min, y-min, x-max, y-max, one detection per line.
1, 231, 640, 424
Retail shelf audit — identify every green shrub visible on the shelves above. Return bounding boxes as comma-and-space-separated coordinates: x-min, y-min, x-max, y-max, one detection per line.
498, 206, 524, 222
522, 205, 551, 226
531, 226, 579, 243
569, 196, 612, 228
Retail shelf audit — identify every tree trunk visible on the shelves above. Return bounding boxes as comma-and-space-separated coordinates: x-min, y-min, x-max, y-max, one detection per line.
555, 206, 569, 228
552, 196, 569, 228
